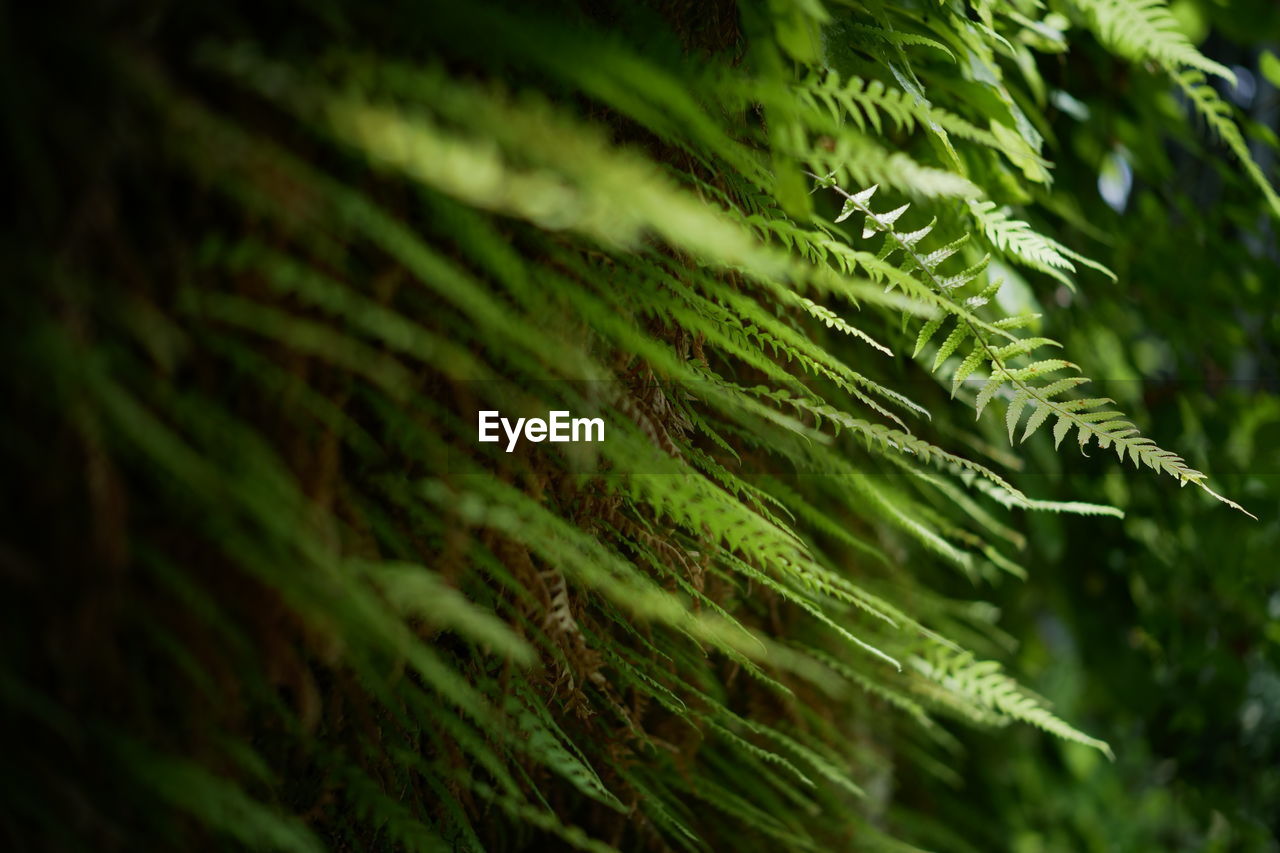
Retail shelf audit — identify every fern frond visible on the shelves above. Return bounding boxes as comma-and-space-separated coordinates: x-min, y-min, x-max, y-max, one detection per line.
1069, 0, 1280, 219
967, 200, 1116, 286
912, 647, 1113, 757
1070, 0, 1235, 82
795, 72, 992, 146
818, 177, 1252, 516
1175, 71, 1280, 220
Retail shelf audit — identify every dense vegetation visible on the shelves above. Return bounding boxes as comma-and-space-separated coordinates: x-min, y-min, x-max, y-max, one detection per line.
3, 0, 1278, 850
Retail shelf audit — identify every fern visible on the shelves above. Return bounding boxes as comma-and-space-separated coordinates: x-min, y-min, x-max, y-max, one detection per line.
966, 200, 1116, 287
910, 647, 1114, 757
5, 1, 1272, 851
1070, 0, 1236, 82
1070, 0, 1280, 219
816, 176, 1253, 517
1174, 71, 1280, 219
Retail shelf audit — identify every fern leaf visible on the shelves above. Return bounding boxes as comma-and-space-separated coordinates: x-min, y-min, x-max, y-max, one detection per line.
1071, 0, 1235, 83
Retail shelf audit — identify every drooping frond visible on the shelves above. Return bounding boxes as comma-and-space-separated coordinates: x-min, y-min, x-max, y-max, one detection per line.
1174, 71, 1280, 220
967, 200, 1116, 287
911, 647, 1115, 757
1069, 0, 1280, 219
1069, 0, 1236, 82
814, 176, 1253, 517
